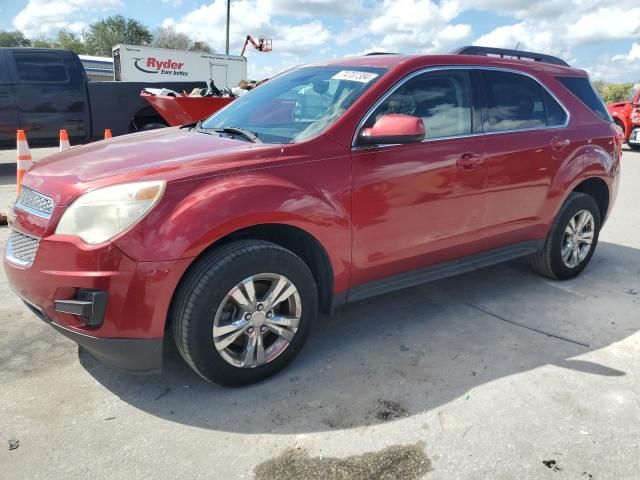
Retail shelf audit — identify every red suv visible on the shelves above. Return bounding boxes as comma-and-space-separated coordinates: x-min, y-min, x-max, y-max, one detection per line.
4, 46, 621, 386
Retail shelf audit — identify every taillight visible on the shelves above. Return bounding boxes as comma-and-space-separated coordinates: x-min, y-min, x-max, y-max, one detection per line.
632, 107, 640, 124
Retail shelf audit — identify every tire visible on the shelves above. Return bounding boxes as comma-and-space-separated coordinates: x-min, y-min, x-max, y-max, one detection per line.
172, 240, 318, 386
628, 142, 640, 151
530, 192, 601, 280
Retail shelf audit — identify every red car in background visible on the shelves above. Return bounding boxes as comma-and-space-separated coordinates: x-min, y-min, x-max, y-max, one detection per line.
607, 84, 640, 150
5, 46, 621, 386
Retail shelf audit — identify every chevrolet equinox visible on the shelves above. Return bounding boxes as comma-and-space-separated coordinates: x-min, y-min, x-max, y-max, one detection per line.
5, 46, 621, 386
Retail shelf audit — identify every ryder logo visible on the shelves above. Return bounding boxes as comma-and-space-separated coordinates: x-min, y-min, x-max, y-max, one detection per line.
133, 57, 189, 77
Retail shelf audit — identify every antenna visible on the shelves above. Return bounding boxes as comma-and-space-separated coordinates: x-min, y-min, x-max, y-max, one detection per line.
514, 42, 520, 51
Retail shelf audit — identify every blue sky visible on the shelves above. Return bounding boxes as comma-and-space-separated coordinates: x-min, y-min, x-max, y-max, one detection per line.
1, 0, 639, 82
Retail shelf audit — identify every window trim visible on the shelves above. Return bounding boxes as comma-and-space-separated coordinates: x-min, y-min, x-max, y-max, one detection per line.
352, 65, 570, 148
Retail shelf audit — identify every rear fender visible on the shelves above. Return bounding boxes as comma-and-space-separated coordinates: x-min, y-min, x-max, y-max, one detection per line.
547, 142, 613, 223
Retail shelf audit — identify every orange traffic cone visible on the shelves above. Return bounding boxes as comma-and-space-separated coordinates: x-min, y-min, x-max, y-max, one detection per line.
16, 130, 33, 195
104, 129, 112, 140
59, 129, 70, 152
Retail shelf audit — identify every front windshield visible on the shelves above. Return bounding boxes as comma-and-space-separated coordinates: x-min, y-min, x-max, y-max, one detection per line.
202, 66, 388, 144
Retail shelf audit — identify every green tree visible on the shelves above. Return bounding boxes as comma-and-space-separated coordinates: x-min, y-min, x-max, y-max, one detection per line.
55, 30, 85, 54
603, 83, 633, 103
30, 37, 54, 48
0, 30, 31, 47
152, 25, 190, 50
592, 80, 607, 100
84, 15, 152, 56
190, 40, 212, 53
152, 25, 212, 53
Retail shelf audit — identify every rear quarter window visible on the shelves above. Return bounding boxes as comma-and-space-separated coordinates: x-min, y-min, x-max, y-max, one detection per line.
556, 76, 610, 122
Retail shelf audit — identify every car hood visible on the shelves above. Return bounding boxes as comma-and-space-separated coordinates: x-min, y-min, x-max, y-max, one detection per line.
23, 127, 282, 206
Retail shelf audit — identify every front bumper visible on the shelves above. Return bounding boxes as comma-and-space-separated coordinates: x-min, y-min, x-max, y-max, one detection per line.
629, 127, 640, 145
4, 230, 193, 373
20, 295, 163, 373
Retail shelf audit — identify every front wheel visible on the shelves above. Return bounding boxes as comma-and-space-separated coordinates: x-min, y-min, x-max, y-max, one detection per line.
172, 240, 318, 386
530, 192, 601, 279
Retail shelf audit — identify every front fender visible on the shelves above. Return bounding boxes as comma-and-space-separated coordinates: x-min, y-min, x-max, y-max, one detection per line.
113, 157, 352, 291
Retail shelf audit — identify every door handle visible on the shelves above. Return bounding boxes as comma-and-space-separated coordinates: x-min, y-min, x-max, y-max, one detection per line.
456, 152, 483, 170
551, 137, 571, 151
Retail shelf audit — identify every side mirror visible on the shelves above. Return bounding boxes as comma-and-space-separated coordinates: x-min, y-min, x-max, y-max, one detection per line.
359, 114, 425, 146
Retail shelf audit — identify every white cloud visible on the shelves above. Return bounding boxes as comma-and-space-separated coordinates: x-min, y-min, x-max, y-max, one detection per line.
11, 0, 640, 82
566, 7, 640, 44
588, 43, 640, 82
612, 43, 640, 62
473, 22, 561, 56
272, 20, 331, 56
335, 23, 367, 46
367, 0, 471, 53
14, 0, 122, 37
469, 1, 640, 79
163, 0, 273, 53
461, 0, 567, 21
272, 0, 364, 16
164, 0, 331, 57
469, 1, 640, 51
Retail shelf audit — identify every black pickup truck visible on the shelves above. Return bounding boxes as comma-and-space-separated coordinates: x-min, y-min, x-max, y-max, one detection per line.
0, 48, 205, 146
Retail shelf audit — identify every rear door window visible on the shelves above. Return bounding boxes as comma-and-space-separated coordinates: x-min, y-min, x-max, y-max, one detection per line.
369, 69, 472, 139
13, 51, 70, 83
482, 70, 558, 132
556, 76, 610, 121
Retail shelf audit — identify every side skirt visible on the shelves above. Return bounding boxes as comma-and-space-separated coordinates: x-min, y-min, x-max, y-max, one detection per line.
344, 240, 543, 304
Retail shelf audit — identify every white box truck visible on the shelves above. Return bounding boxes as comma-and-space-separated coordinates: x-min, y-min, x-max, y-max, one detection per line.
112, 44, 248, 89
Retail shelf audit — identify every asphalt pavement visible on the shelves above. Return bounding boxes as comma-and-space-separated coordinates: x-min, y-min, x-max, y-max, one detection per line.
0, 147, 639, 479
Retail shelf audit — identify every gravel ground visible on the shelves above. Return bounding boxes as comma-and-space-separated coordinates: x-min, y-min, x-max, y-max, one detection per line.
0, 147, 639, 479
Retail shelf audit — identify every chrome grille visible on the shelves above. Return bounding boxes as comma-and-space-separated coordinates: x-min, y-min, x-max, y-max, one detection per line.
16, 187, 54, 217
6, 230, 40, 266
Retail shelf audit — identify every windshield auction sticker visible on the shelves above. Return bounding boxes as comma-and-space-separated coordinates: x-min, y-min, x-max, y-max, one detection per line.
331, 71, 379, 83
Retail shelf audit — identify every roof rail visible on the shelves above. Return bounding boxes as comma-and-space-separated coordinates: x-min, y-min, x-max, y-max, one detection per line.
365, 52, 399, 56
453, 45, 570, 67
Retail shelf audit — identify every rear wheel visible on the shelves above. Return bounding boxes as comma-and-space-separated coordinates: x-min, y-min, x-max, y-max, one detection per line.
628, 142, 640, 151
530, 192, 601, 279
172, 240, 318, 386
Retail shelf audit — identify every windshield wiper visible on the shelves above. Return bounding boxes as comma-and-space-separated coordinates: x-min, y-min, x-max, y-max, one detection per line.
212, 127, 262, 143
189, 122, 261, 143
188, 120, 214, 135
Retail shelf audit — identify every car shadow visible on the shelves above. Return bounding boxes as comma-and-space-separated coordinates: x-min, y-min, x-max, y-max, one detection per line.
80, 241, 640, 433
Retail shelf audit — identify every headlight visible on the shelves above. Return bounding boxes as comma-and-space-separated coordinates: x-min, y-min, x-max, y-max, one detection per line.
56, 181, 165, 244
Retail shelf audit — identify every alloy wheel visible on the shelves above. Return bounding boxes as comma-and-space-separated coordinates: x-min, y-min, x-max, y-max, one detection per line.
561, 209, 595, 268
212, 273, 302, 368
